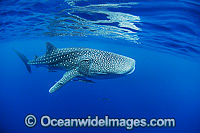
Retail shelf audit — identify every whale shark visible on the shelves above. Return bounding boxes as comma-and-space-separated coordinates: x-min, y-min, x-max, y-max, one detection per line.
14, 42, 135, 93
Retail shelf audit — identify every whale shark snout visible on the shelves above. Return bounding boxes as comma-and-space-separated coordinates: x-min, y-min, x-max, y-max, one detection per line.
125, 59, 136, 75
115, 58, 135, 75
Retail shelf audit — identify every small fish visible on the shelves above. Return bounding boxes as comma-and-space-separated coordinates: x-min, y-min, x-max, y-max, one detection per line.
98, 98, 110, 101
73, 77, 95, 83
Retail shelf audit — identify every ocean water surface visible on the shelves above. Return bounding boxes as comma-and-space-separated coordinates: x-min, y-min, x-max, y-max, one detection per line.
0, 0, 200, 133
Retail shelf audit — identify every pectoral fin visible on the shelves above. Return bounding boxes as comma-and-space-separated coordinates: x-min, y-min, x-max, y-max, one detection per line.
49, 69, 79, 93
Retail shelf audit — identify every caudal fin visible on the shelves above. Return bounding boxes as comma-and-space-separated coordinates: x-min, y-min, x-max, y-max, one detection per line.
13, 49, 31, 73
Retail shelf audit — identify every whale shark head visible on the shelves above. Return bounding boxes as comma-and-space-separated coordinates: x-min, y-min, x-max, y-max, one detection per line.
113, 57, 135, 75
81, 52, 136, 78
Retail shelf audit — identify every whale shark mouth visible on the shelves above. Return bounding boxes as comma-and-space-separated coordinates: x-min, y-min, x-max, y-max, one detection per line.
126, 66, 135, 75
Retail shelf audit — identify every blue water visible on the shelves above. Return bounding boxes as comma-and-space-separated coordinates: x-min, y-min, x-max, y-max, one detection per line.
1, 0, 200, 133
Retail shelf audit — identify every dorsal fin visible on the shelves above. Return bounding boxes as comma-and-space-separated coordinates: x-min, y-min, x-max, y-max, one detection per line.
46, 42, 57, 55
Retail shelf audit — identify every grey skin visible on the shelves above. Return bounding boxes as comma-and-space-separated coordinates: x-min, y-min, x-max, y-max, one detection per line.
14, 42, 136, 93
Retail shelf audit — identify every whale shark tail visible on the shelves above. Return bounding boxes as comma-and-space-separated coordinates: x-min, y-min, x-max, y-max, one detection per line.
13, 49, 31, 73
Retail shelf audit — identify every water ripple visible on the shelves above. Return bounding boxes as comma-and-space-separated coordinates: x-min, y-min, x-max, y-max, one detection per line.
46, 2, 141, 43
0, 0, 200, 61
